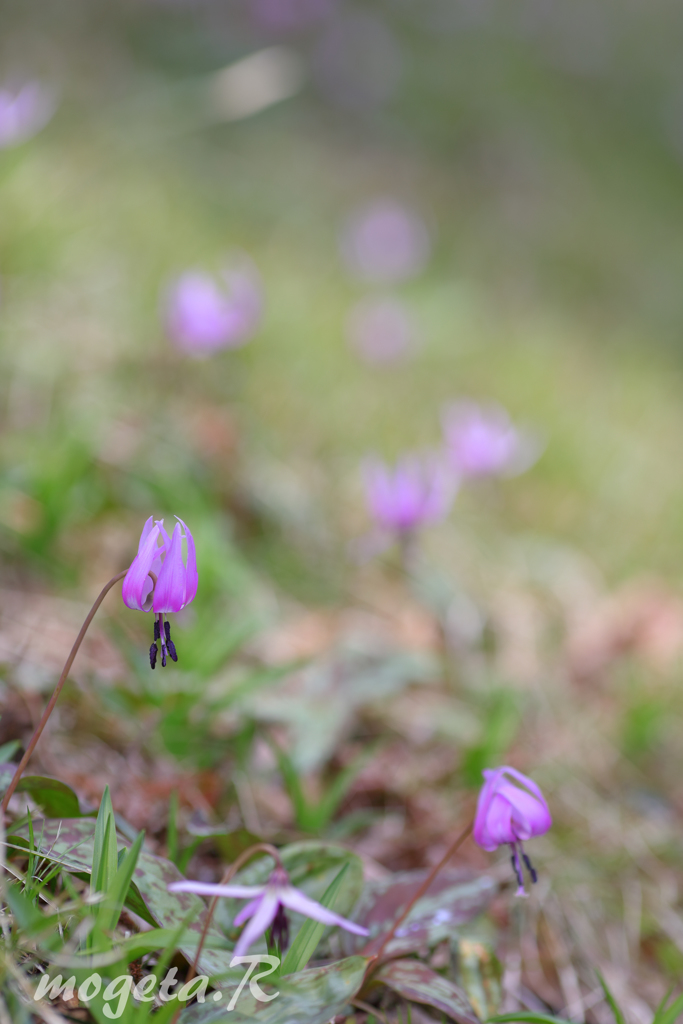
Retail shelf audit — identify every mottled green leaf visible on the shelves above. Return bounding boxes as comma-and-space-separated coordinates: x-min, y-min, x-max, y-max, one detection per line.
0, 767, 84, 817
17, 776, 84, 817
374, 957, 481, 1024
179, 955, 371, 1024
342, 868, 497, 958
9, 817, 234, 977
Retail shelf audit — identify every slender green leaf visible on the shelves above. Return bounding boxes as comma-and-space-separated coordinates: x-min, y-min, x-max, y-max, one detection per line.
280, 862, 350, 975
596, 970, 626, 1024
97, 829, 145, 935
655, 993, 683, 1024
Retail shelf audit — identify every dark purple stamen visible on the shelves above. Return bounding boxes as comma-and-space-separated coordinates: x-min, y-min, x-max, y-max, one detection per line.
510, 851, 524, 890
154, 617, 161, 642
164, 620, 178, 662
269, 904, 290, 954
522, 852, 537, 884
149, 643, 158, 670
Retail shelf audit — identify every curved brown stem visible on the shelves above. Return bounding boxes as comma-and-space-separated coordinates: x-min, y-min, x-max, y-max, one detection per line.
363, 819, 474, 967
1, 568, 156, 817
171, 842, 282, 1024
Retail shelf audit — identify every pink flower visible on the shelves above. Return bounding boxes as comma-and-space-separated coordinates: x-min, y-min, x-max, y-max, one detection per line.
363, 452, 455, 537
474, 766, 552, 897
169, 865, 368, 956
165, 261, 262, 356
340, 199, 429, 283
122, 516, 198, 669
0, 82, 56, 149
442, 400, 538, 478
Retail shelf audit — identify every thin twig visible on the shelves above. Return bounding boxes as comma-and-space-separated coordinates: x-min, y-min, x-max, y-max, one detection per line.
363, 819, 474, 967
1, 569, 155, 817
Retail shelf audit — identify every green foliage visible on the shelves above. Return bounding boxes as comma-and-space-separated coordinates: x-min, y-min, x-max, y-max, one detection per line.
273, 740, 376, 834
279, 862, 351, 975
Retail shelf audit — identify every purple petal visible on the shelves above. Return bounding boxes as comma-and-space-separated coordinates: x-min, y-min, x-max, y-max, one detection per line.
153, 522, 187, 613
481, 793, 515, 848
233, 896, 263, 928
473, 766, 507, 849
122, 523, 162, 612
279, 886, 369, 936
176, 516, 198, 606
138, 516, 155, 554
233, 891, 280, 957
167, 881, 265, 899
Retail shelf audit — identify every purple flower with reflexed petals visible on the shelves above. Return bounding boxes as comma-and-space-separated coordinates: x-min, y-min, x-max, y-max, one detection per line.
364, 452, 455, 538
442, 400, 537, 479
340, 199, 430, 284
169, 865, 368, 956
0, 81, 56, 149
122, 516, 197, 669
474, 766, 552, 897
165, 260, 262, 357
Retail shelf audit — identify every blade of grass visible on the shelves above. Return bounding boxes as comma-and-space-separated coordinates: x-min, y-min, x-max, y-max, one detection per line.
596, 970, 626, 1024
279, 861, 351, 975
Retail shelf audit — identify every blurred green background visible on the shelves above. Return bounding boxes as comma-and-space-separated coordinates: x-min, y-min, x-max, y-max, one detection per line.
2, 0, 683, 599
3, 0, 683, 998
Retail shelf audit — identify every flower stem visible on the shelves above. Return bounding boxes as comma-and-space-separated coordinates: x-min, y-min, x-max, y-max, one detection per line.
1, 568, 155, 817
363, 819, 473, 966
172, 842, 283, 1024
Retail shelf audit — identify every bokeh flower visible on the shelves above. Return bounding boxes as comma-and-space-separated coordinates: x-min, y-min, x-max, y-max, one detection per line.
169, 865, 368, 956
474, 766, 552, 896
122, 516, 197, 668
340, 199, 430, 283
0, 81, 56, 149
250, 0, 337, 33
442, 399, 537, 478
165, 260, 262, 357
363, 452, 455, 538
346, 295, 418, 366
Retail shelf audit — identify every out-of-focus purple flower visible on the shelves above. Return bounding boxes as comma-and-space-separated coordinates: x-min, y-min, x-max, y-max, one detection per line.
364, 453, 455, 538
0, 82, 56, 149
169, 865, 368, 956
474, 766, 552, 897
122, 516, 198, 669
341, 199, 430, 284
442, 400, 538, 478
165, 260, 262, 357
250, 0, 337, 33
346, 295, 418, 366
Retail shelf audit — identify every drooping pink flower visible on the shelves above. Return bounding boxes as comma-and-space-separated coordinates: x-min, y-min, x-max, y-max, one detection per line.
164, 261, 262, 357
442, 400, 538, 478
0, 82, 56, 149
474, 766, 552, 897
122, 516, 197, 669
340, 199, 430, 283
363, 452, 455, 537
169, 865, 368, 956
